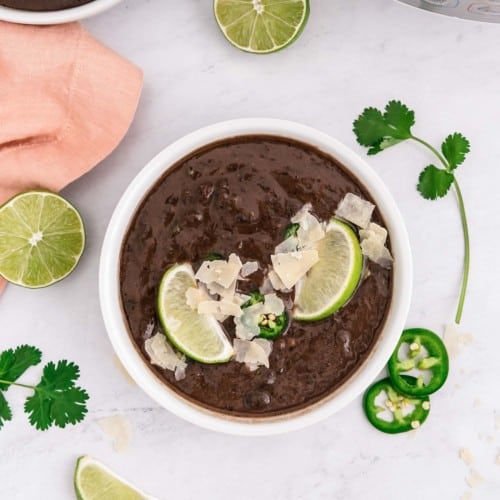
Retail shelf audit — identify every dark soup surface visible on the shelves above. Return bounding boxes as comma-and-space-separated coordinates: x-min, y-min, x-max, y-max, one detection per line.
120, 136, 393, 417
1, 0, 93, 11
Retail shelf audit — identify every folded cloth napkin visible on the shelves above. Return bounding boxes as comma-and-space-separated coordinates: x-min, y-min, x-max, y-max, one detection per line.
0, 21, 143, 294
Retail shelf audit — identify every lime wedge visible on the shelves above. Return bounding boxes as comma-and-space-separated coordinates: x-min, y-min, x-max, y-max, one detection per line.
74, 456, 151, 500
294, 219, 363, 321
214, 0, 310, 54
0, 191, 85, 288
157, 263, 234, 363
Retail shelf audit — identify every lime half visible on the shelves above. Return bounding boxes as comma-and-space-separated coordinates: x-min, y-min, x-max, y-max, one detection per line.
0, 191, 85, 288
157, 263, 234, 363
214, 0, 310, 54
294, 219, 363, 321
74, 456, 151, 500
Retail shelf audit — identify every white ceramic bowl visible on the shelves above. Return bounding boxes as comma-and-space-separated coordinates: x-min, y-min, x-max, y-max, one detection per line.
0, 0, 122, 24
99, 118, 413, 436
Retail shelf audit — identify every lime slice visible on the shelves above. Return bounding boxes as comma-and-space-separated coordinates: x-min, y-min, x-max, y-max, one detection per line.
0, 191, 85, 288
214, 0, 310, 54
157, 263, 234, 363
294, 219, 363, 321
74, 456, 151, 500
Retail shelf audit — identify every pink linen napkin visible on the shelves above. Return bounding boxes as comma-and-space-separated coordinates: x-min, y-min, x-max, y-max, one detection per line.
0, 21, 143, 294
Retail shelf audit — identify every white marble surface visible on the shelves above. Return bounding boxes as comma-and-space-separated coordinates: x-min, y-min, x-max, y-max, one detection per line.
1, 0, 500, 498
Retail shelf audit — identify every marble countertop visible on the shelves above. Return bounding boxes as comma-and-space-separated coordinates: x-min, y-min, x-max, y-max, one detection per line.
1, 0, 499, 498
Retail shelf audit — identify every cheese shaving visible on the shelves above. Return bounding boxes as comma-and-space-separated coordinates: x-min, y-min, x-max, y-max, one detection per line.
267, 270, 288, 291
241, 261, 259, 277
185, 286, 211, 310
234, 338, 272, 370
195, 253, 242, 288
296, 212, 325, 249
360, 238, 393, 269
144, 333, 188, 376
198, 300, 242, 318
275, 236, 298, 254
291, 203, 313, 223
271, 250, 319, 289
335, 193, 375, 229
359, 222, 388, 245
97, 415, 132, 454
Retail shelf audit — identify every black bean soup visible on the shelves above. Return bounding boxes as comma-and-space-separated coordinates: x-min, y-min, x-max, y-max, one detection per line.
120, 136, 393, 417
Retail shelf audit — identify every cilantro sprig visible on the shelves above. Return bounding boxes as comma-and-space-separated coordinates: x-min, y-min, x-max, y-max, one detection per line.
353, 100, 471, 324
0, 345, 88, 431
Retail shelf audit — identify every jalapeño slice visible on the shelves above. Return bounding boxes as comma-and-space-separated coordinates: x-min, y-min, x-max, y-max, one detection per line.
242, 291, 289, 340
363, 377, 431, 434
388, 328, 449, 396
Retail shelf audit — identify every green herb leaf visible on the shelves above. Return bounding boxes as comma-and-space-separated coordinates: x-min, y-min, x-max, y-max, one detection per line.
24, 393, 53, 431
0, 345, 42, 391
441, 133, 470, 170
39, 360, 80, 391
353, 100, 415, 155
383, 100, 415, 138
50, 387, 89, 428
417, 165, 455, 200
23, 360, 88, 431
0, 391, 12, 429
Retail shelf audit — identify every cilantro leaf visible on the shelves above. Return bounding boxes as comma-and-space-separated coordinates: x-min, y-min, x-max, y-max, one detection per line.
353, 107, 393, 148
0, 391, 12, 429
0, 345, 42, 391
353, 100, 415, 155
24, 360, 88, 431
24, 393, 53, 431
383, 100, 415, 137
39, 361, 80, 391
50, 387, 89, 428
441, 133, 470, 170
417, 165, 455, 200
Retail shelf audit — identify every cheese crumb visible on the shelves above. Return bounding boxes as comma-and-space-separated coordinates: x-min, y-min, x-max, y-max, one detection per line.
271, 250, 319, 289
444, 323, 474, 357
459, 448, 475, 465
465, 468, 484, 488
144, 333, 187, 377
335, 193, 375, 229
97, 415, 132, 454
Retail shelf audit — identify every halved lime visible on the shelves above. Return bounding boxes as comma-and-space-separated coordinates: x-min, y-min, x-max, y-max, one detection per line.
214, 0, 310, 54
294, 219, 363, 321
74, 456, 151, 500
0, 191, 85, 288
157, 263, 234, 363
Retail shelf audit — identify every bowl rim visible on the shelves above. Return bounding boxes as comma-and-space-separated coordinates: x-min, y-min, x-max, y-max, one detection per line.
99, 118, 413, 436
0, 0, 122, 24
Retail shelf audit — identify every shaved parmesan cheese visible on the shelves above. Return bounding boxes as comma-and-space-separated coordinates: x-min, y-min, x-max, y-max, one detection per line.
144, 333, 187, 374
234, 338, 272, 370
234, 303, 263, 340
336, 193, 375, 229
198, 300, 242, 318
207, 279, 237, 301
195, 253, 242, 288
291, 203, 313, 223
241, 261, 259, 277
361, 238, 393, 269
297, 212, 325, 249
275, 236, 298, 254
267, 270, 288, 291
185, 286, 211, 310
97, 415, 132, 453
233, 293, 251, 306
271, 250, 319, 288
264, 293, 285, 315
359, 222, 388, 245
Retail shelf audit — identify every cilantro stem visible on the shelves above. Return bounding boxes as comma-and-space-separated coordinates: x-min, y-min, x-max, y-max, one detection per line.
411, 135, 470, 324
0, 379, 35, 390
410, 136, 449, 168
452, 178, 470, 324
